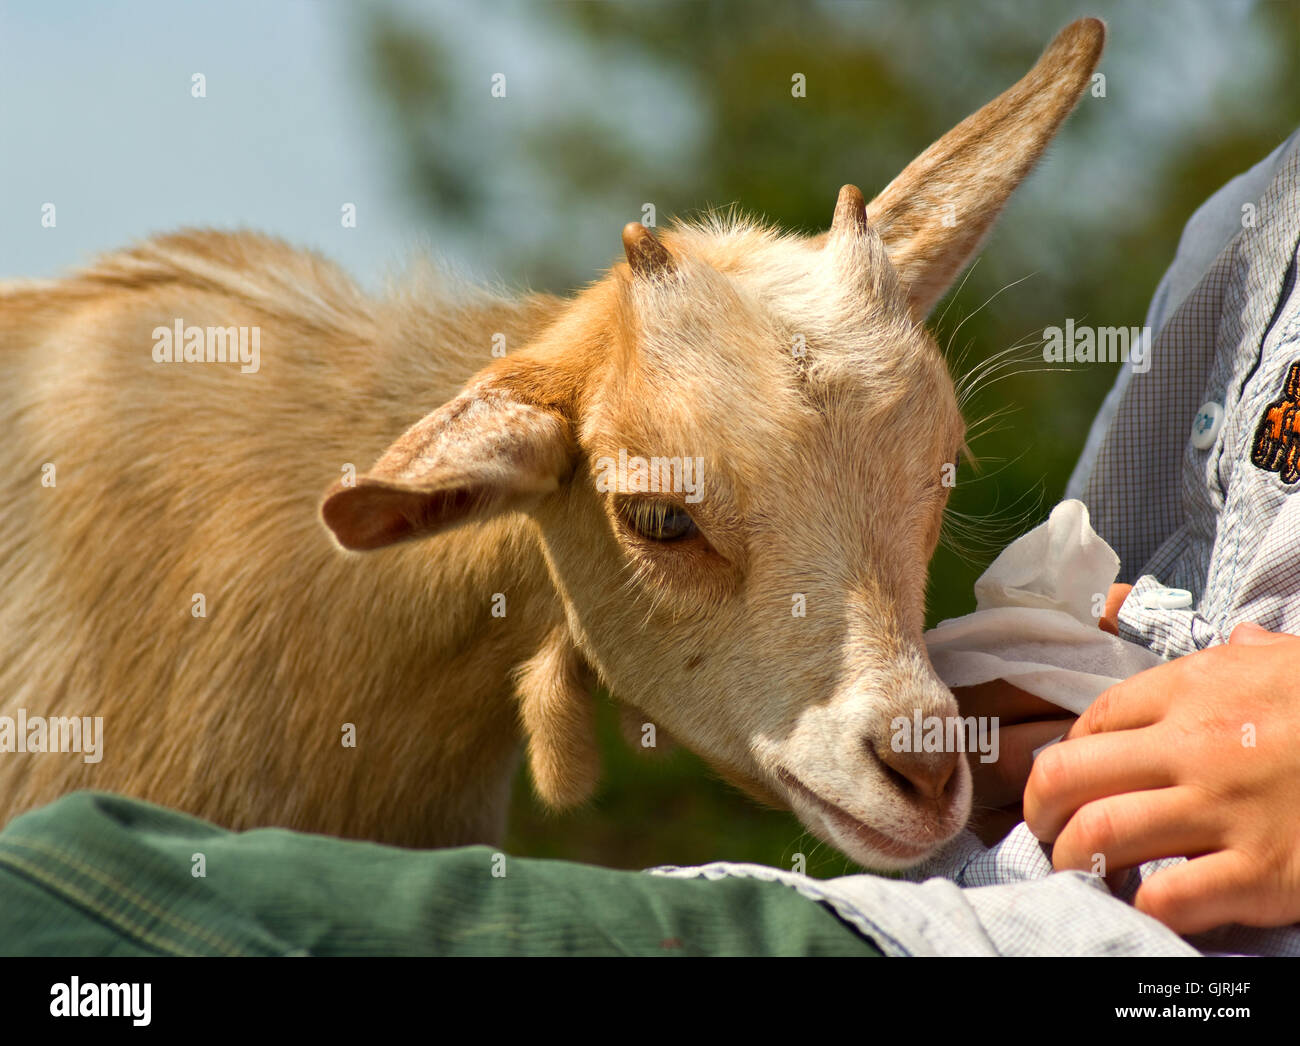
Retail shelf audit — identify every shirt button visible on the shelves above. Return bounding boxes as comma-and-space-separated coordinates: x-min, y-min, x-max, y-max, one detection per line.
1138, 586, 1194, 610
1190, 401, 1224, 449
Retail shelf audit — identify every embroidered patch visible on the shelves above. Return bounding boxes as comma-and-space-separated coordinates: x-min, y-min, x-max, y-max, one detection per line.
1251, 360, 1300, 483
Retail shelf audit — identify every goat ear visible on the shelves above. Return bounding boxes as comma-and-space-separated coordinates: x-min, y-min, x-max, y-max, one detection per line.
321, 378, 574, 551
516, 627, 600, 809
865, 17, 1104, 319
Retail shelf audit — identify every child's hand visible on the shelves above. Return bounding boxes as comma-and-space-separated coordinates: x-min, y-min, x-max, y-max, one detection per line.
948, 583, 1131, 843
1023, 623, 1300, 934
952, 680, 1074, 843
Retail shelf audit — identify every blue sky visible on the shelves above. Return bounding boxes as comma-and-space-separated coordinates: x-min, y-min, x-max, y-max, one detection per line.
0, 0, 1281, 291
0, 1, 421, 286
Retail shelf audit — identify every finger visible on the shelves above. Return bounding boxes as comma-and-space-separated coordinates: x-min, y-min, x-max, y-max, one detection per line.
1103, 864, 1140, 896
969, 718, 1075, 808
1049, 786, 1220, 874
1067, 667, 1175, 741
1099, 583, 1132, 636
952, 679, 1063, 721
1134, 850, 1272, 935
968, 804, 1023, 846
1024, 730, 1176, 841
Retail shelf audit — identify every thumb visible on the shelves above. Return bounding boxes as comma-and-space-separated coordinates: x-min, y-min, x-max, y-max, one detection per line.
1228, 621, 1288, 645
1099, 583, 1132, 636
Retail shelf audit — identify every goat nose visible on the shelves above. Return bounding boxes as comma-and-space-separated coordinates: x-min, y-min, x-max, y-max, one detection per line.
872, 742, 958, 800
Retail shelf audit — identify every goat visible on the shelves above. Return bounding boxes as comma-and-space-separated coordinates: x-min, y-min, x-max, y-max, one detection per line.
0, 19, 1103, 868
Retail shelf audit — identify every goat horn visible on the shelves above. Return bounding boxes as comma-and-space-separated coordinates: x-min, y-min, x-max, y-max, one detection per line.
829, 184, 869, 240
622, 222, 674, 277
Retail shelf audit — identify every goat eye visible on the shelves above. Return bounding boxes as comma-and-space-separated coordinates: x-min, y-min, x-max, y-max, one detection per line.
618, 499, 699, 542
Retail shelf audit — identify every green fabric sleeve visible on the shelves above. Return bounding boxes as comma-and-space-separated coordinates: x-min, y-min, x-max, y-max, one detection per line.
0, 792, 881, 957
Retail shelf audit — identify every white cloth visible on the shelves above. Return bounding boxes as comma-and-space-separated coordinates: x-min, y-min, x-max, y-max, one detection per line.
923, 499, 1163, 716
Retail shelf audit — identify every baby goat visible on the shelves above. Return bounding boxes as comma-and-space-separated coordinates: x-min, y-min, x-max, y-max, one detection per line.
0, 20, 1102, 868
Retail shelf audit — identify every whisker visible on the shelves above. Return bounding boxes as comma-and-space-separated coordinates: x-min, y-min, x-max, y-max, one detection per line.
944, 271, 1038, 359
932, 256, 982, 335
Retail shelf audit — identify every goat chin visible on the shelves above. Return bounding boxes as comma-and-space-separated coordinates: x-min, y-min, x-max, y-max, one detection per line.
779, 765, 972, 871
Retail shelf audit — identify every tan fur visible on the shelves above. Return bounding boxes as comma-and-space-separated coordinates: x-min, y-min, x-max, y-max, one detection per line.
0, 20, 1102, 866
515, 626, 599, 807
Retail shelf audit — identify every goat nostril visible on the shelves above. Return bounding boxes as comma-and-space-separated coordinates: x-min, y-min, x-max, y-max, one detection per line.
871, 741, 957, 801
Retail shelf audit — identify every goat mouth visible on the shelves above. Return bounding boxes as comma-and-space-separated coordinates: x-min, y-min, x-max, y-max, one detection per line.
777, 768, 940, 863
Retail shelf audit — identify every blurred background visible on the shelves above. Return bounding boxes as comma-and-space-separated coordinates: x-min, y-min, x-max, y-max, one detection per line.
4, 0, 1299, 875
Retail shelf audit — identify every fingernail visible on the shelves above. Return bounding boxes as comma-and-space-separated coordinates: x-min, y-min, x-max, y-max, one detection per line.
1031, 734, 1065, 760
